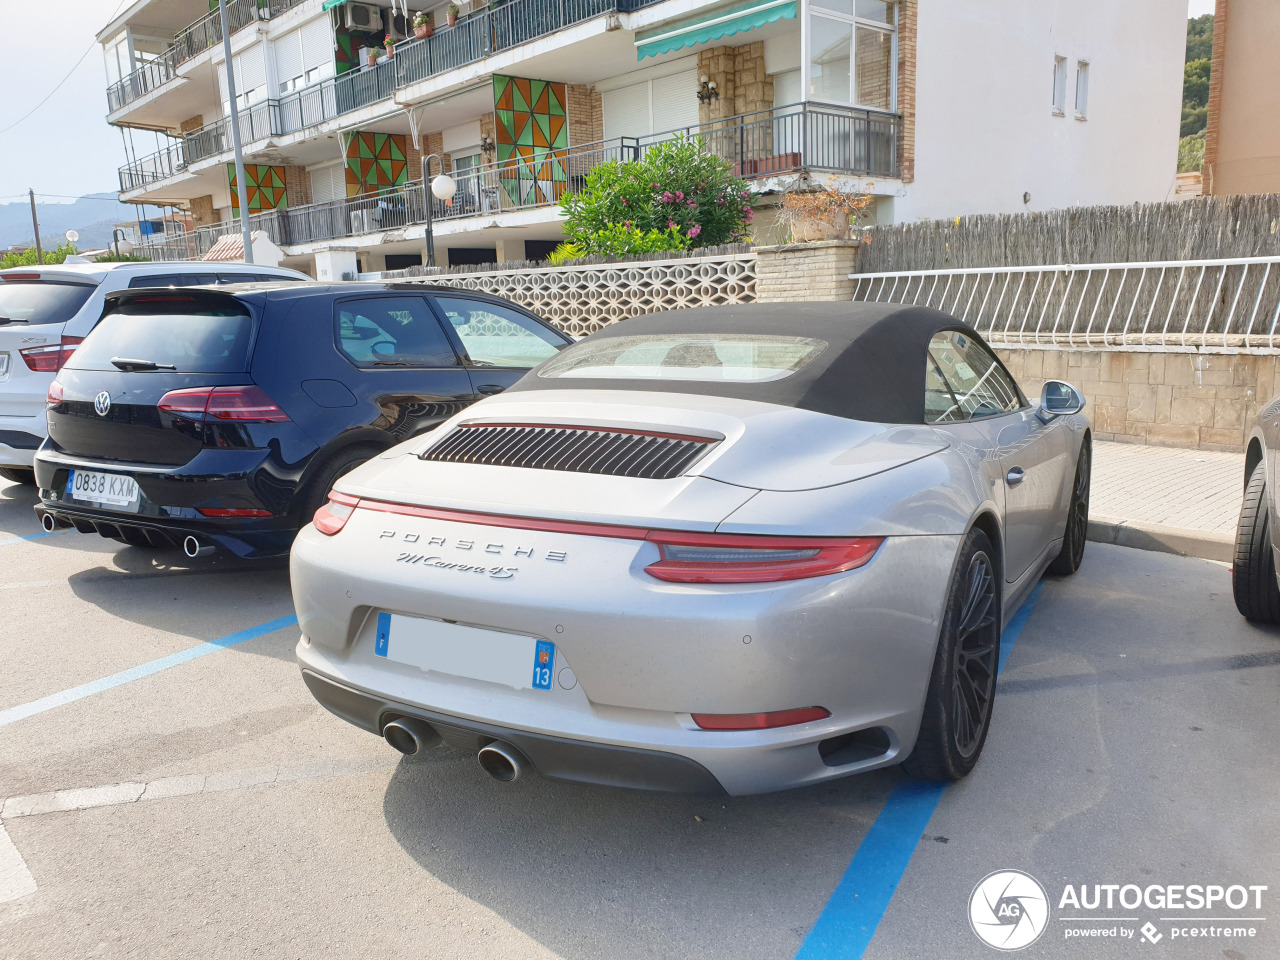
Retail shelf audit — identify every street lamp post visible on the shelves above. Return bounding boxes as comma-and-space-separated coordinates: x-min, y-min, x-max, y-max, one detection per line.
218, 0, 254, 264
422, 154, 456, 268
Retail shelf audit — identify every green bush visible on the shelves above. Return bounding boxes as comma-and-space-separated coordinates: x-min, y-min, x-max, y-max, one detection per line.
1, 241, 80, 269
559, 135, 753, 256
1178, 133, 1206, 174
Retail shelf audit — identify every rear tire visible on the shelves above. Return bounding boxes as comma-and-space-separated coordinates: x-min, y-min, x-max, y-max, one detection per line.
1048, 437, 1090, 576
902, 528, 1001, 781
0, 467, 35, 485
1232, 460, 1280, 624
297, 446, 379, 529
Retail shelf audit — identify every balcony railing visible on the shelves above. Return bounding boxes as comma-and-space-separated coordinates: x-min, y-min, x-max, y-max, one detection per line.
106, 0, 309, 112
118, 99, 280, 192
130, 104, 899, 260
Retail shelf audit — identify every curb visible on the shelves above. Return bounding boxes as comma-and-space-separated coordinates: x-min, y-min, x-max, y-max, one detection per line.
1087, 516, 1234, 563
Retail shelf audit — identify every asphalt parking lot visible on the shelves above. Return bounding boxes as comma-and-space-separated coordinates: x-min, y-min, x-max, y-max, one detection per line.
1, 474, 1278, 960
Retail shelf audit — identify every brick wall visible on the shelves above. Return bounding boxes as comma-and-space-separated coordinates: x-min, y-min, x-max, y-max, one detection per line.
480, 113, 497, 165
896, 0, 917, 183
179, 115, 204, 135
999, 347, 1272, 451
283, 165, 311, 206
1203, 0, 1228, 194
755, 241, 860, 302
566, 83, 603, 145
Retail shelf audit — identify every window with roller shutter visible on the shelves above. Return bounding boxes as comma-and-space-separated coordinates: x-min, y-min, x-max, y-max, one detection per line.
602, 69, 699, 140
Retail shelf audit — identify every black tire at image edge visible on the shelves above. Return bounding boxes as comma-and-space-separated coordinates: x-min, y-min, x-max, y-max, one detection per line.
1232, 460, 1280, 623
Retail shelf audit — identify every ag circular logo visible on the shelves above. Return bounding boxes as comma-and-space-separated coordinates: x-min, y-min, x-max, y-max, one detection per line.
94, 391, 112, 417
968, 870, 1050, 950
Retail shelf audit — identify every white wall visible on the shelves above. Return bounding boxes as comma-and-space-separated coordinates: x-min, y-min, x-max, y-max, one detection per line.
900, 0, 1186, 222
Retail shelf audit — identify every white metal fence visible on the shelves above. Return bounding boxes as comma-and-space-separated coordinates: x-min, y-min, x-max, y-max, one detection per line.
851, 256, 1280, 353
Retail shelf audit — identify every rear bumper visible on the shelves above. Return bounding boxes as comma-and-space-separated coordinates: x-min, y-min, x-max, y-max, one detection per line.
291, 507, 963, 795
300, 668, 726, 794
34, 446, 303, 557
0, 420, 43, 467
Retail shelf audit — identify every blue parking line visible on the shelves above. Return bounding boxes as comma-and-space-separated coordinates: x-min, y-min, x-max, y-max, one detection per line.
0, 529, 68, 546
0, 614, 298, 729
794, 580, 1046, 960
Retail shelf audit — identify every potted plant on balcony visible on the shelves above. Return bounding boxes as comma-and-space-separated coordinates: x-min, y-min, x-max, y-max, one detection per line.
413, 11, 435, 38
446, 4, 460, 26
362, 45, 379, 67
777, 187, 873, 242
384, 33, 396, 58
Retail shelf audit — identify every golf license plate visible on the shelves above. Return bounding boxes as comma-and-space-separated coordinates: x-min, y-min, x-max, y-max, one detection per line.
374, 612, 555, 691
66, 469, 141, 511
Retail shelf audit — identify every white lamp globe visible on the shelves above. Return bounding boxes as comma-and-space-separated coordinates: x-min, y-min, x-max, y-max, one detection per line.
430, 174, 457, 201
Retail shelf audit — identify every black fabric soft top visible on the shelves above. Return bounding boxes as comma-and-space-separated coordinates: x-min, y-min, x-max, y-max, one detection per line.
509, 302, 985, 424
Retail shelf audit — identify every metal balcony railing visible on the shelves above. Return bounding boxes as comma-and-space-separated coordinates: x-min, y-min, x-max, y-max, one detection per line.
106, 0, 309, 112
130, 104, 899, 259
118, 100, 279, 192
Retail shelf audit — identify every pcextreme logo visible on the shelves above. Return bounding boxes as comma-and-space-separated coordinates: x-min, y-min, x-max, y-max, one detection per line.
969, 870, 1051, 951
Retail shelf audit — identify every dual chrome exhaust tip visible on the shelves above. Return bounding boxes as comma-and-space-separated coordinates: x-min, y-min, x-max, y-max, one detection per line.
382, 717, 527, 783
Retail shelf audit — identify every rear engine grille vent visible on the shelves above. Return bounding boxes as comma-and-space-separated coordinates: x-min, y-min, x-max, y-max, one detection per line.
422, 423, 717, 480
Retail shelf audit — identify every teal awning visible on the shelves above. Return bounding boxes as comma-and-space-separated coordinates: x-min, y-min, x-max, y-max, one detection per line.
636, 0, 797, 60
321, 0, 349, 11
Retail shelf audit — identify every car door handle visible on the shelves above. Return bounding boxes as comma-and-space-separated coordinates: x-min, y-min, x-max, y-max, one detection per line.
1006, 467, 1026, 486
477, 384, 505, 395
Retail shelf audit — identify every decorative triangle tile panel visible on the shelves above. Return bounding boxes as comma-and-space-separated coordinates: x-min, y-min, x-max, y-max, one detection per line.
345, 131, 410, 196
492, 74, 569, 207
227, 163, 289, 213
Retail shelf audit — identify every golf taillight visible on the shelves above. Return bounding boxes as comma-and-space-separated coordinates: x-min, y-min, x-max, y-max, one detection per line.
20, 336, 83, 372
691, 707, 832, 730
313, 491, 360, 535
46, 380, 64, 406
157, 386, 290, 422
644, 533, 883, 583
196, 507, 273, 518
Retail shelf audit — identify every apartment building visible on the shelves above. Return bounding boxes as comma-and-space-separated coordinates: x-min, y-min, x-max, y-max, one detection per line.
100, 0, 1185, 277
1203, 0, 1280, 196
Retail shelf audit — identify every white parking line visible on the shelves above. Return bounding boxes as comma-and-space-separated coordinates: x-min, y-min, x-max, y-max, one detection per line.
0, 822, 37, 903
1, 756, 399, 821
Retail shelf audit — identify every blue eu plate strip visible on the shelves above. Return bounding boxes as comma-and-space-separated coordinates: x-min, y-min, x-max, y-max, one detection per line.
0, 614, 298, 729
375, 612, 391, 658
794, 580, 1045, 960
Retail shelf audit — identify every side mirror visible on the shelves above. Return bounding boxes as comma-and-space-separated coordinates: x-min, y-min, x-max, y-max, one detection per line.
1038, 380, 1086, 422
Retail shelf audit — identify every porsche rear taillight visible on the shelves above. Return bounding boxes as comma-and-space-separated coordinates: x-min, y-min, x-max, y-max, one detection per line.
313, 491, 360, 536
157, 386, 290, 422
644, 532, 883, 583
20, 336, 83, 372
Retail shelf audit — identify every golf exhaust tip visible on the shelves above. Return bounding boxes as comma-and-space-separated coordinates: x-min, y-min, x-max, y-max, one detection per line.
41, 513, 57, 532
183, 536, 215, 558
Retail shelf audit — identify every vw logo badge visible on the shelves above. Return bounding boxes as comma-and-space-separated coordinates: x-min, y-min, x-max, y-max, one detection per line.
94, 391, 112, 417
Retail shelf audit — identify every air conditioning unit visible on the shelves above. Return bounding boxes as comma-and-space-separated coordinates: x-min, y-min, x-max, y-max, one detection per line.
343, 3, 383, 32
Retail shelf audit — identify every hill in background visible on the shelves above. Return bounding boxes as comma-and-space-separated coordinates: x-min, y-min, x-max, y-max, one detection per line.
0, 193, 138, 250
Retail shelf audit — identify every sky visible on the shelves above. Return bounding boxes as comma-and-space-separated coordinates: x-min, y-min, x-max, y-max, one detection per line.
0, 0, 1219, 207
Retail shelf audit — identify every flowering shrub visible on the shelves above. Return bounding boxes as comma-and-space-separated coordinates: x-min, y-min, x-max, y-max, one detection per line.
548, 225, 689, 265
558, 135, 753, 256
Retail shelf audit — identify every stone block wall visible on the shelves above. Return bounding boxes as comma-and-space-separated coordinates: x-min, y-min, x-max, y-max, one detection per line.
283, 165, 311, 206
189, 195, 216, 228
756, 241, 860, 302
998, 348, 1275, 452
697, 42, 773, 127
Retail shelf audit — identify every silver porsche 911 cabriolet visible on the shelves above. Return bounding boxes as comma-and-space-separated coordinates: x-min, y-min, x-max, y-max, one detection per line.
291, 303, 1091, 796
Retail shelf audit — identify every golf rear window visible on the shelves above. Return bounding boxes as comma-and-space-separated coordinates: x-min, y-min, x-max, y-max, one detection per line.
68, 301, 254, 374
0, 280, 95, 326
537, 334, 827, 383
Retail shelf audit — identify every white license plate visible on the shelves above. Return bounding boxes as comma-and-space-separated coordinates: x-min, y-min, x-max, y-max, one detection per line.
373, 612, 555, 691
66, 469, 140, 511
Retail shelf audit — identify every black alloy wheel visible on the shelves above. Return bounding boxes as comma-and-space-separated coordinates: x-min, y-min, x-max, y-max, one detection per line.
1049, 438, 1091, 576
903, 527, 1001, 781
951, 551, 999, 758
